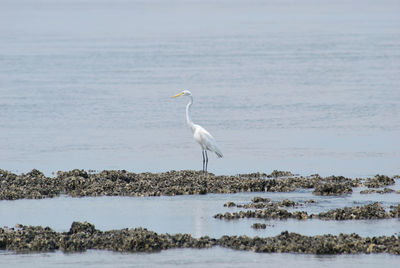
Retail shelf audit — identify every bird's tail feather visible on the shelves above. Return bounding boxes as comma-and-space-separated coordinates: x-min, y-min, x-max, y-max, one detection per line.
215, 149, 223, 158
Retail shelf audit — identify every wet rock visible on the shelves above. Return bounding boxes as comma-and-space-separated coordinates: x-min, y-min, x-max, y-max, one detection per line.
322, 175, 361, 186
268, 170, 293, 178
251, 223, 267, 229
218, 232, 400, 254
1, 222, 400, 255
0, 169, 61, 200
313, 182, 352, 196
0, 222, 216, 253
68, 221, 97, 235
316, 202, 389, 220
240, 203, 274, 209
279, 199, 297, 207
305, 199, 317, 204
252, 197, 271, 203
224, 202, 236, 207
215, 202, 399, 221
360, 189, 373, 194
0, 169, 18, 181
364, 175, 395, 188
389, 204, 400, 218
0, 169, 388, 200
0, 225, 60, 252
214, 207, 300, 220
238, 172, 268, 178
360, 188, 395, 194
224, 197, 301, 210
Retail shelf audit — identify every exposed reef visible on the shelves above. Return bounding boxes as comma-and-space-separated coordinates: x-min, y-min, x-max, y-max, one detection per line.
218, 231, 400, 254
364, 175, 395, 188
0, 169, 397, 200
0, 222, 214, 252
360, 188, 398, 194
214, 202, 400, 221
1, 222, 399, 254
224, 197, 300, 210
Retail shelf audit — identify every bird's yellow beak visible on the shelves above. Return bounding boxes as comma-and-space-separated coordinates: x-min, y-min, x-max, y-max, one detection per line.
172, 92, 184, 98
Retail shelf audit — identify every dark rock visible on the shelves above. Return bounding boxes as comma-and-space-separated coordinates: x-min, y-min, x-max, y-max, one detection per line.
268, 170, 293, 178
252, 197, 271, 203
0, 222, 216, 253
221, 197, 303, 210
279, 199, 297, 207
0, 169, 61, 200
238, 172, 267, 178
0, 169, 389, 200
224, 202, 236, 207
316, 202, 389, 220
364, 175, 395, 188
1, 222, 400, 254
251, 223, 267, 229
68, 222, 96, 235
389, 204, 400, 218
313, 182, 352, 196
217, 232, 400, 254
214, 202, 399, 221
214, 207, 300, 220
305, 199, 317, 203
360, 188, 395, 194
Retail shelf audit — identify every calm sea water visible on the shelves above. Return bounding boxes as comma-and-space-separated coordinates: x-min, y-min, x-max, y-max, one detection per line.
1, 185, 400, 237
0, 0, 399, 177
1, 0, 400, 266
1, 187, 400, 266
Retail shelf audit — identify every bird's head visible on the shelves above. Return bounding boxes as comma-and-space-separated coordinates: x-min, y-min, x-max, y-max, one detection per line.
172, 90, 192, 98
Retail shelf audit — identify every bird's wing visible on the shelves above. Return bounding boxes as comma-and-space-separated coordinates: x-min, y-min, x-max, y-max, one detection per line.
195, 125, 223, 158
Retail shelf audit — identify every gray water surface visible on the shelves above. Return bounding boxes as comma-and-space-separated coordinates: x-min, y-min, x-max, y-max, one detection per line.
1, 187, 400, 238
1, 249, 400, 268
0, 0, 399, 177
1, 189, 400, 267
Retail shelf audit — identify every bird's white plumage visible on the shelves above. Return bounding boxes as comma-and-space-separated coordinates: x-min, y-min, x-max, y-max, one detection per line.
172, 90, 223, 172
192, 124, 223, 158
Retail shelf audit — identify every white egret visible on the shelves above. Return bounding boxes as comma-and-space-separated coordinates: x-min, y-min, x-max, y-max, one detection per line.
172, 90, 223, 173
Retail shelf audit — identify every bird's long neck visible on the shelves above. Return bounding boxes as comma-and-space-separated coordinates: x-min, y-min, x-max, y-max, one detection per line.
186, 95, 195, 132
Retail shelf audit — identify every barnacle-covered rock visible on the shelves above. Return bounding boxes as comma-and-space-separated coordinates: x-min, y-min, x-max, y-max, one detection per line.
214, 202, 399, 221
313, 182, 353, 196
364, 175, 395, 188
1, 222, 399, 254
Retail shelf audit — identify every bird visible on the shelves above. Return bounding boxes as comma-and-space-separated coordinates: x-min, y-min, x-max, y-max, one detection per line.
172, 90, 223, 173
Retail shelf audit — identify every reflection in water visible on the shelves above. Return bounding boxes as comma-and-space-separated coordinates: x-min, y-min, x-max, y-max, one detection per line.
194, 199, 206, 238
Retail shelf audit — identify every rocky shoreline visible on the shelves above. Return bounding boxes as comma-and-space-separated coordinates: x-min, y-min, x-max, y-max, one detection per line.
1, 222, 399, 254
216, 197, 400, 221
1, 169, 398, 200
1, 169, 400, 256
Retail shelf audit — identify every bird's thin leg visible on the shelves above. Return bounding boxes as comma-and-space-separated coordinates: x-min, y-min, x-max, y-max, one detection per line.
202, 150, 205, 174
205, 150, 208, 174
